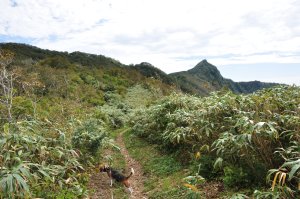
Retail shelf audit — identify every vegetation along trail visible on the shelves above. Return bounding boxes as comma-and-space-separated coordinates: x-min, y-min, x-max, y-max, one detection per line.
1, 44, 299, 198
89, 129, 147, 199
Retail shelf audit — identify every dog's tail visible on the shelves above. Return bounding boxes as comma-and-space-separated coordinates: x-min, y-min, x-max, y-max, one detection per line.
126, 168, 134, 179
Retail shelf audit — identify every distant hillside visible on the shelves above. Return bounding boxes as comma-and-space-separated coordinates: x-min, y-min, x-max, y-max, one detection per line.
0, 42, 175, 108
129, 62, 175, 85
0, 42, 123, 68
0, 43, 278, 96
170, 60, 278, 95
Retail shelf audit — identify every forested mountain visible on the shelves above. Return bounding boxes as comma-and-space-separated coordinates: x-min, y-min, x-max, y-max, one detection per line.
129, 62, 175, 85
1, 42, 123, 68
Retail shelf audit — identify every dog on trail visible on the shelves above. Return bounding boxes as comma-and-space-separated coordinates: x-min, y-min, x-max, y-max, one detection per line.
99, 165, 134, 194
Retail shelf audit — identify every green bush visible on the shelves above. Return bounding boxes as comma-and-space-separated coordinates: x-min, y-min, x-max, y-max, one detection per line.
0, 121, 87, 198
223, 166, 250, 188
12, 96, 34, 119
99, 98, 130, 129
72, 118, 109, 156
129, 86, 300, 195
196, 155, 220, 180
41, 56, 71, 68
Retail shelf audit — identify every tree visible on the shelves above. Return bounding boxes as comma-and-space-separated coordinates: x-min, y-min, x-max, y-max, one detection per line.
0, 50, 15, 122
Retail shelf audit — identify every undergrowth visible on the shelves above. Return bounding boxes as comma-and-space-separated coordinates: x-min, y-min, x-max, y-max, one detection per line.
123, 130, 203, 199
129, 86, 300, 198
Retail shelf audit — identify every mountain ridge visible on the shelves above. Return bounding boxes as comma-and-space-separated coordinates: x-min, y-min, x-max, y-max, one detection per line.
0, 42, 278, 95
170, 59, 279, 95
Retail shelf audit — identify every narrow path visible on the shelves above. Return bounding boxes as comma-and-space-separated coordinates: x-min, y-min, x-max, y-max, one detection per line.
115, 131, 147, 199
88, 147, 113, 199
88, 130, 147, 199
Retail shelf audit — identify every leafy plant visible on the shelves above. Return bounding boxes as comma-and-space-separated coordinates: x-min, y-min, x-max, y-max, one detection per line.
223, 166, 250, 188
253, 190, 280, 199
0, 120, 88, 198
129, 86, 300, 196
230, 193, 249, 199
0, 161, 31, 198
72, 118, 109, 156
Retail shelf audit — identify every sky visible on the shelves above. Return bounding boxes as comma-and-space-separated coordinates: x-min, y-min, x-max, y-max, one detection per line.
0, 0, 299, 85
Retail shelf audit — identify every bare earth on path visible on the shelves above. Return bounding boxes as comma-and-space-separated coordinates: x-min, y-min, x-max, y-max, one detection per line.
88, 130, 147, 199
88, 147, 113, 199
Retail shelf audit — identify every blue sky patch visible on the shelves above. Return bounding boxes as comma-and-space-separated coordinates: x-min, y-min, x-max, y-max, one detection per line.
0, 35, 33, 44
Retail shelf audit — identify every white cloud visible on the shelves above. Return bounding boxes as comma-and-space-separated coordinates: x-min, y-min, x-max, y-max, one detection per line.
0, 0, 300, 83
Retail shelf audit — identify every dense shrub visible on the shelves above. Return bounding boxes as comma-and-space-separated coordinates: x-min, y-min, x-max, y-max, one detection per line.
223, 166, 250, 188
130, 86, 300, 197
12, 96, 34, 119
40, 56, 71, 69
0, 121, 87, 198
99, 92, 131, 129
196, 155, 220, 180
72, 118, 109, 156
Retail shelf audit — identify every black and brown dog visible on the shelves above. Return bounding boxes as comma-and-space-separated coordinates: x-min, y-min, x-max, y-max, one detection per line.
99, 165, 134, 194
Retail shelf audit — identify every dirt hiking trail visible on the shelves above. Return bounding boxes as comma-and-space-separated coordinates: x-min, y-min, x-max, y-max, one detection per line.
88, 130, 147, 199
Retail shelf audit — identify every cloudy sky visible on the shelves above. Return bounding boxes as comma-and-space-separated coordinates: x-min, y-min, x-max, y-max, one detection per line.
0, 0, 300, 85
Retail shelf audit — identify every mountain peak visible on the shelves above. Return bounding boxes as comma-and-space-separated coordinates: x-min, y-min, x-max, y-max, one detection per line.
140, 62, 154, 67
193, 59, 215, 69
199, 59, 208, 64
188, 59, 222, 78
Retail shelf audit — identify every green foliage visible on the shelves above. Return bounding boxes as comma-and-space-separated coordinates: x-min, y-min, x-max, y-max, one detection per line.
130, 86, 300, 196
99, 92, 131, 129
196, 155, 220, 180
1, 42, 296, 198
0, 43, 121, 68
41, 56, 71, 68
223, 166, 250, 188
131, 62, 175, 85
230, 193, 249, 199
124, 84, 162, 108
123, 131, 194, 199
79, 73, 100, 88
72, 118, 109, 156
1, 43, 174, 106
0, 43, 177, 198
0, 160, 31, 198
265, 140, 300, 198
12, 96, 34, 119
1, 43, 277, 98
253, 190, 280, 199
130, 93, 202, 147
0, 121, 87, 198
